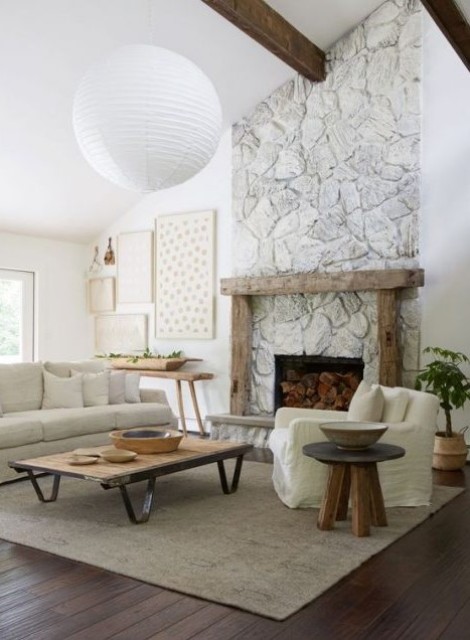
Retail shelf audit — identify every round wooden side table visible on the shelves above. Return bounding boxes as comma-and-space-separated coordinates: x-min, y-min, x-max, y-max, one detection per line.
302, 442, 405, 537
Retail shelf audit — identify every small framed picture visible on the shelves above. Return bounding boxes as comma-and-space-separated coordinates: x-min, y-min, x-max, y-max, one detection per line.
88, 277, 115, 314
95, 314, 148, 354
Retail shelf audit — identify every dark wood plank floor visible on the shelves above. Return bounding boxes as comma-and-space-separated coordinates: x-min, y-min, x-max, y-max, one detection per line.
0, 451, 468, 640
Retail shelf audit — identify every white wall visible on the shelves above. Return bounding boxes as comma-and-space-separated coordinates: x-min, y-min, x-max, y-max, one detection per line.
0, 231, 91, 360
421, 14, 470, 431
90, 130, 232, 428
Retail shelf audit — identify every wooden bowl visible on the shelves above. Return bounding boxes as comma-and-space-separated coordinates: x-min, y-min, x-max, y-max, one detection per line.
110, 427, 183, 454
320, 421, 388, 450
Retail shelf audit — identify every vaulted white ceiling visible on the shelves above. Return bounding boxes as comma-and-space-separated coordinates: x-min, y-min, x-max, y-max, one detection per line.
0, 0, 399, 242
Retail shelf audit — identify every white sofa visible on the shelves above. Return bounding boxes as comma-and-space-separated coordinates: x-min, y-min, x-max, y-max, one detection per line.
0, 360, 177, 483
269, 383, 440, 508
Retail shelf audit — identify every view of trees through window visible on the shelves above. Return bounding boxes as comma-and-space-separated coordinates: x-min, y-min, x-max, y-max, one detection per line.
0, 279, 22, 359
0, 270, 34, 363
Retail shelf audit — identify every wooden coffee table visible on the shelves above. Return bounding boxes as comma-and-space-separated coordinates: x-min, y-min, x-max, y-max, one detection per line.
8, 439, 252, 524
302, 442, 405, 537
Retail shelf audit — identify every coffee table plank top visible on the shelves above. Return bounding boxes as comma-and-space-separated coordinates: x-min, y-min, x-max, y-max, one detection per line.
9, 439, 252, 485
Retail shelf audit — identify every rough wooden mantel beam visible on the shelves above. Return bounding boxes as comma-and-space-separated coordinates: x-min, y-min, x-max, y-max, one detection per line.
421, 0, 470, 72
221, 269, 425, 296
200, 0, 326, 82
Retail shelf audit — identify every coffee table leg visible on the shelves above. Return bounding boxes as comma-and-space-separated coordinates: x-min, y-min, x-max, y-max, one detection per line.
217, 455, 244, 494
117, 478, 156, 524
27, 471, 61, 503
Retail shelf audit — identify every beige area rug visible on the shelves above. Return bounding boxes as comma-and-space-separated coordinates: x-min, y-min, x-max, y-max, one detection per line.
0, 461, 463, 620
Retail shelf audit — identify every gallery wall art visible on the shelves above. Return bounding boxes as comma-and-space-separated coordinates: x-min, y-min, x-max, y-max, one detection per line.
88, 277, 115, 313
95, 314, 147, 354
117, 231, 153, 303
155, 210, 215, 339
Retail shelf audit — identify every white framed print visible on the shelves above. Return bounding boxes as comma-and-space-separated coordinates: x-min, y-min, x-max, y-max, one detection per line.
155, 210, 215, 339
94, 314, 148, 354
117, 231, 154, 303
88, 277, 115, 314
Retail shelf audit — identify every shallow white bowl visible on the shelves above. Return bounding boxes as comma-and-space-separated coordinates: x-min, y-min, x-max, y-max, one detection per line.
100, 448, 138, 463
320, 421, 388, 450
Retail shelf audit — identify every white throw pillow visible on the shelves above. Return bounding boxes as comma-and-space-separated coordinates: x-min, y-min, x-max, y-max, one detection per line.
347, 380, 384, 422
372, 385, 410, 423
125, 373, 141, 403
42, 371, 84, 409
71, 369, 109, 407
109, 371, 126, 404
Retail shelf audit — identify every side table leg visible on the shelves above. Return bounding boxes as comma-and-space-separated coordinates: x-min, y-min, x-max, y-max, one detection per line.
369, 463, 387, 526
336, 465, 351, 521
318, 463, 347, 531
27, 471, 61, 503
175, 380, 187, 437
188, 380, 205, 435
351, 464, 371, 537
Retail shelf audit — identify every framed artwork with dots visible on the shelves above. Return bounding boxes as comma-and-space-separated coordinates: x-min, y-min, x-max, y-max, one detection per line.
155, 210, 215, 339
117, 231, 154, 304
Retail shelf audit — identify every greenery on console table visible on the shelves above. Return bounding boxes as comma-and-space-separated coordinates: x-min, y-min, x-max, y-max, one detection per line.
96, 347, 183, 364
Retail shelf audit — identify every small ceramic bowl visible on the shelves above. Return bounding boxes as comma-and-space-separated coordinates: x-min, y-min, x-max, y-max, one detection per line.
320, 421, 388, 450
67, 454, 98, 466
100, 448, 138, 463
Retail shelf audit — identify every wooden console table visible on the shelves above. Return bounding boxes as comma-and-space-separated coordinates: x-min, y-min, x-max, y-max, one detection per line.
117, 369, 214, 437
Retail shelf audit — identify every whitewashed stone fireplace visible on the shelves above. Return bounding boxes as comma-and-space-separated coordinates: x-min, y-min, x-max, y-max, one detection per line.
209, 0, 424, 445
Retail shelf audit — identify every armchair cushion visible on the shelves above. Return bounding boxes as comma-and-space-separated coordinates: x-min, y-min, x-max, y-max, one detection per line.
347, 381, 384, 421
374, 385, 409, 422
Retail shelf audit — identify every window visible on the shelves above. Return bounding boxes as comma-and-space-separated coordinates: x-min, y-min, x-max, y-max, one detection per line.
0, 269, 34, 363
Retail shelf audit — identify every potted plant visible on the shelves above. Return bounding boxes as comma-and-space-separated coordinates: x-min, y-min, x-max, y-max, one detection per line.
415, 346, 470, 470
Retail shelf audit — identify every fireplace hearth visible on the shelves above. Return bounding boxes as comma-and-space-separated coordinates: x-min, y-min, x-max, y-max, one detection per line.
274, 355, 364, 412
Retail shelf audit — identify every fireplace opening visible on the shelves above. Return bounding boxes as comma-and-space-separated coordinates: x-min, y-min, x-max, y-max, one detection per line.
274, 355, 364, 412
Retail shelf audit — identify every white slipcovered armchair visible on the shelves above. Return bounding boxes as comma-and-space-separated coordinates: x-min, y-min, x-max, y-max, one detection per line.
269, 383, 440, 508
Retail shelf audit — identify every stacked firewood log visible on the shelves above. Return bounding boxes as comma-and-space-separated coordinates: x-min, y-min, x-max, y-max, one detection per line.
280, 370, 361, 411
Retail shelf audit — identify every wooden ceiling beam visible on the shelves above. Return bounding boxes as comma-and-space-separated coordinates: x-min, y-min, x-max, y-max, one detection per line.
200, 0, 326, 82
421, 0, 470, 71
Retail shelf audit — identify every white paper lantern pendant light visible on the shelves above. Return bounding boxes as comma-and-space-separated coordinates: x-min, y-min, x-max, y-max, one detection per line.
73, 44, 222, 192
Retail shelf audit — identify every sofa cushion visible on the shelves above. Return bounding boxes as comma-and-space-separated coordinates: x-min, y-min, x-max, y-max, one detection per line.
114, 403, 174, 430
0, 363, 43, 413
348, 381, 384, 422
125, 373, 141, 403
108, 371, 141, 404
372, 385, 410, 423
0, 416, 43, 449
44, 360, 105, 378
42, 371, 84, 410
109, 371, 126, 404
72, 369, 109, 407
38, 406, 117, 441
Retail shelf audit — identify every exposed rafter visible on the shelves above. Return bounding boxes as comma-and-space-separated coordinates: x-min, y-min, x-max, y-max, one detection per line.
200, 0, 326, 82
422, 0, 470, 71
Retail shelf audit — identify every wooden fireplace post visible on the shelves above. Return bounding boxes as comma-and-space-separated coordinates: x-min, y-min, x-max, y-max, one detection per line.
377, 289, 402, 387
230, 295, 252, 415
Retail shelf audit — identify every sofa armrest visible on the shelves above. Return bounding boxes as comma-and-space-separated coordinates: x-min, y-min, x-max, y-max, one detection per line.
139, 388, 170, 406
274, 407, 347, 429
